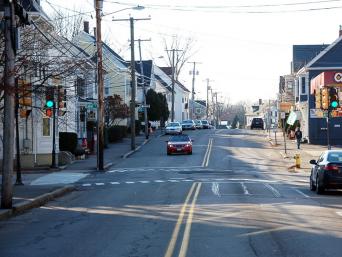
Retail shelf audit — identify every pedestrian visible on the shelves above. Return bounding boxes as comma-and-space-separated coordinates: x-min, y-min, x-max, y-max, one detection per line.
295, 127, 302, 149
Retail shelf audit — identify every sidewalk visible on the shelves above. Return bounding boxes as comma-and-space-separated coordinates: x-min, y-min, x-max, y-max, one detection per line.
266, 130, 342, 172
0, 131, 161, 220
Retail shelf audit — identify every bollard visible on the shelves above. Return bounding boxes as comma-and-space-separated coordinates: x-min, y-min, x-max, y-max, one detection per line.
294, 153, 301, 168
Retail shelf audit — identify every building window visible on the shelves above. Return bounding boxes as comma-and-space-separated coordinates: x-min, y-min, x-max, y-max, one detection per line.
105, 87, 109, 95
42, 118, 51, 136
301, 77, 306, 95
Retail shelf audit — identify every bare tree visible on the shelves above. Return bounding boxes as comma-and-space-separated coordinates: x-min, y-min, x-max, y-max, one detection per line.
163, 35, 197, 80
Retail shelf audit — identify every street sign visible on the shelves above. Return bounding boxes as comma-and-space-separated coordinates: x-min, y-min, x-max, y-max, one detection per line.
286, 111, 297, 125
87, 103, 97, 109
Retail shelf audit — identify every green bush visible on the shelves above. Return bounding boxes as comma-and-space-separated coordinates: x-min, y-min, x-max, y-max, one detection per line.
59, 132, 78, 154
107, 125, 128, 142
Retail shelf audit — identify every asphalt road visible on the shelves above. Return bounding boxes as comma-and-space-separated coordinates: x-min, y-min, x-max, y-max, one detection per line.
1, 129, 342, 257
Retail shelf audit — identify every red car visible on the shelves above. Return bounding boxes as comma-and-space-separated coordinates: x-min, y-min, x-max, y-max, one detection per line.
167, 134, 193, 155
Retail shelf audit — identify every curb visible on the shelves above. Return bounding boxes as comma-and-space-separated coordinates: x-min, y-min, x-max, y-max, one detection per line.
104, 162, 113, 170
122, 138, 150, 159
0, 185, 75, 221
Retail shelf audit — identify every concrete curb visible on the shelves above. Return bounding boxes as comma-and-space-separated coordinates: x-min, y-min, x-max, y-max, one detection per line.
103, 162, 113, 170
122, 138, 150, 159
0, 185, 75, 221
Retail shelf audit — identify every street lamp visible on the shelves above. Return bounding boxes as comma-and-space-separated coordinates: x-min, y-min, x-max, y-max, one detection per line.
102, 5, 145, 17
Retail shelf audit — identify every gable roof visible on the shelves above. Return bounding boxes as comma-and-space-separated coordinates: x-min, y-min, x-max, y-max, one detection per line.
155, 74, 172, 92
75, 31, 128, 70
292, 44, 329, 73
305, 36, 342, 70
159, 66, 190, 93
135, 60, 152, 88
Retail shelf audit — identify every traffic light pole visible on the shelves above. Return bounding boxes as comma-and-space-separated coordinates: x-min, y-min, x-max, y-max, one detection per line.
15, 78, 23, 185
327, 110, 331, 150
51, 87, 58, 169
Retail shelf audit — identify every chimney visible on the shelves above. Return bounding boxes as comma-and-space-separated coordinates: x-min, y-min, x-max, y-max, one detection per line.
83, 21, 89, 34
259, 99, 262, 105
339, 25, 342, 37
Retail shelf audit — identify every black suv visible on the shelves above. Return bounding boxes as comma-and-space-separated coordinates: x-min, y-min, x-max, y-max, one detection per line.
251, 118, 264, 130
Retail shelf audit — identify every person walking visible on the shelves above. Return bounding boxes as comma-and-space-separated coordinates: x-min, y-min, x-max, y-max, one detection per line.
295, 127, 302, 149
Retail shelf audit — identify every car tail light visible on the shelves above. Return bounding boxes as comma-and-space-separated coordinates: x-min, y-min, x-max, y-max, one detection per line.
324, 164, 339, 171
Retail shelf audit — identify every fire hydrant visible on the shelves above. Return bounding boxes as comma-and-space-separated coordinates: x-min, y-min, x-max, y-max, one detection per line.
294, 154, 301, 168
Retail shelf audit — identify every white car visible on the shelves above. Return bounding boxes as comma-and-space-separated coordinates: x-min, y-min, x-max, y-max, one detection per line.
165, 122, 182, 135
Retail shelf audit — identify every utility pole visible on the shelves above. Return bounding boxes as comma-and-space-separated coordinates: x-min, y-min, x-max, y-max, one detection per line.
137, 38, 151, 140
1, 1, 16, 209
205, 78, 213, 119
113, 17, 150, 150
215, 92, 219, 127
188, 61, 200, 120
15, 78, 23, 185
95, 0, 105, 170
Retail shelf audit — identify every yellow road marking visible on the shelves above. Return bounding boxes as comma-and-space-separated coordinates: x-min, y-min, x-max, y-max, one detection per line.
164, 183, 197, 257
202, 138, 213, 167
178, 182, 202, 257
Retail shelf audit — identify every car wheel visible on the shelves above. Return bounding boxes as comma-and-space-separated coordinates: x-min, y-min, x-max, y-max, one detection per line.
188, 151, 192, 155
310, 173, 316, 191
316, 175, 324, 194
167, 152, 171, 155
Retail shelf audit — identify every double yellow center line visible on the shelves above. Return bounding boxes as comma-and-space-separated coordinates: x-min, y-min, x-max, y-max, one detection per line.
164, 182, 202, 257
202, 138, 213, 167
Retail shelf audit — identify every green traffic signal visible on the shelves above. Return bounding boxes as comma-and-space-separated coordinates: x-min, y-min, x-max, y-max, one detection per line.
331, 101, 338, 108
46, 100, 54, 108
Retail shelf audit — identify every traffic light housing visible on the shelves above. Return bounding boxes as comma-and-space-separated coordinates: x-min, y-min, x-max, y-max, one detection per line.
321, 87, 329, 110
329, 87, 339, 109
45, 87, 54, 117
45, 87, 54, 108
58, 86, 67, 109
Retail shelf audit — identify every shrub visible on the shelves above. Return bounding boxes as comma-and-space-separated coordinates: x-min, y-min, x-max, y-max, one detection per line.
107, 125, 128, 142
59, 132, 78, 154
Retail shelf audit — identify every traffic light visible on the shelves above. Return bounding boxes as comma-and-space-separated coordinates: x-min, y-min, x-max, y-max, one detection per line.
315, 89, 321, 109
58, 86, 67, 109
329, 87, 339, 109
45, 87, 54, 108
45, 87, 54, 117
321, 87, 329, 110
18, 80, 32, 107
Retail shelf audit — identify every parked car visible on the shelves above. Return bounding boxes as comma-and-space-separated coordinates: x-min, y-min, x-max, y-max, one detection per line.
166, 134, 193, 155
165, 122, 182, 135
250, 118, 264, 130
201, 120, 210, 129
181, 120, 196, 130
309, 150, 342, 194
195, 120, 203, 129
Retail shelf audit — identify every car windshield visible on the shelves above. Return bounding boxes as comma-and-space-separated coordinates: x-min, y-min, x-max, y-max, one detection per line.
167, 122, 180, 127
169, 135, 191, 142
201, 120, 208, 124
182, 120, 193, 124
327, 152, 342, 163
